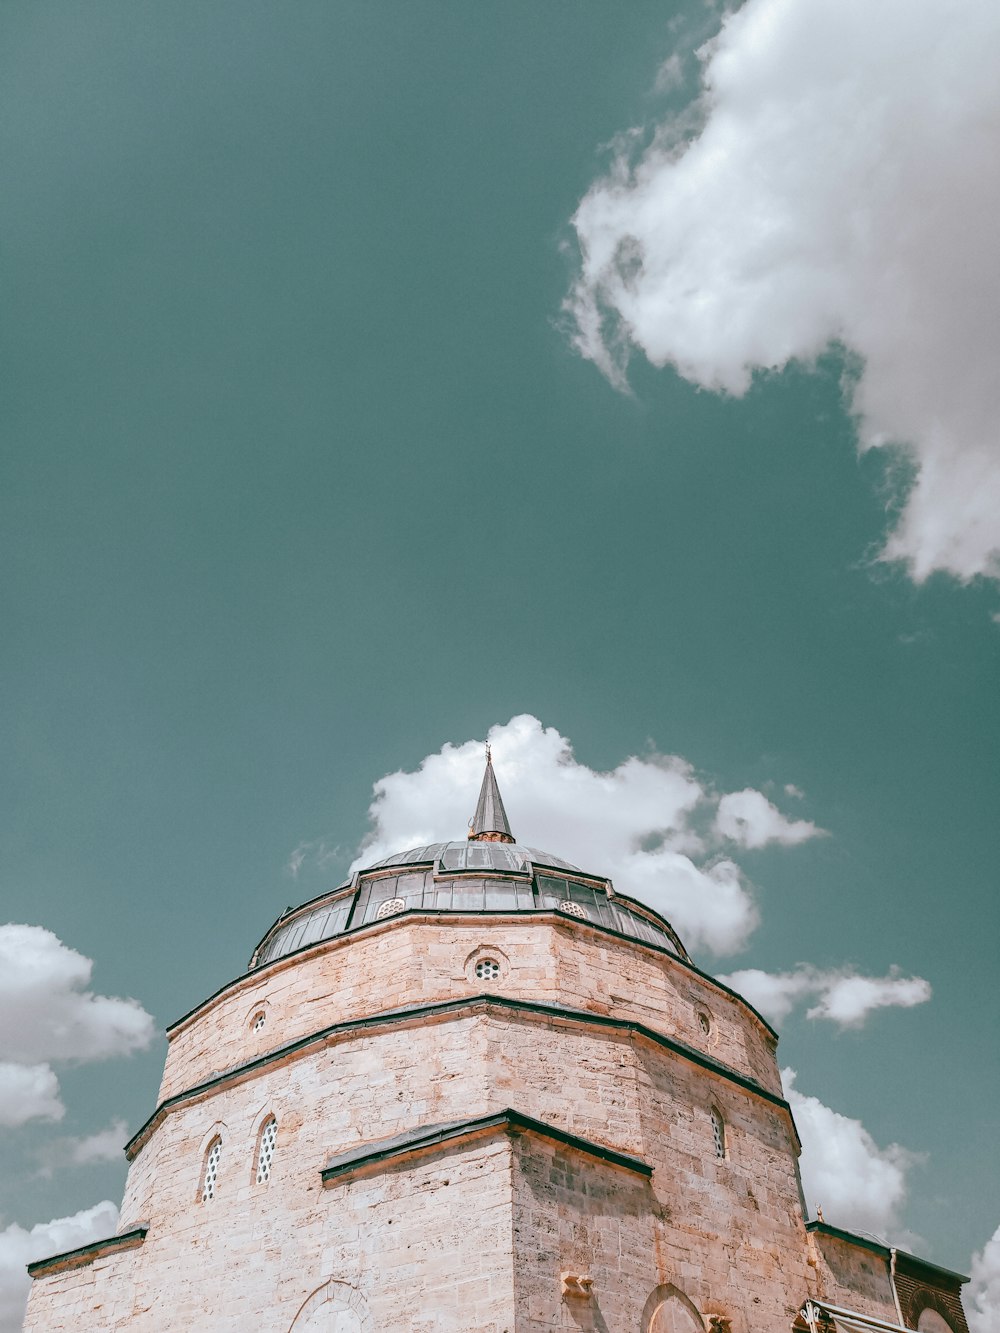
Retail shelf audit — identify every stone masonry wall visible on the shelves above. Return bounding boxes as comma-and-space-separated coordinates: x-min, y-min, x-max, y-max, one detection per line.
157, 916, 780, 1104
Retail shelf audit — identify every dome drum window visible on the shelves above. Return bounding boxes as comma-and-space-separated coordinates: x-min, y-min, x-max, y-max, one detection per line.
474, 957, 501, 981
559, 900, 588, 920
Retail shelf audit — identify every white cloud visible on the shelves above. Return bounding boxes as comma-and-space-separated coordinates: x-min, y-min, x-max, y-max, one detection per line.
0, 925, 155, 1127
35, 1119, 130, 1180
968, 1223, 1000, 1333
0, 1063, 63, 1129
0, 1200, 118, 1333
566, 0, 1000, 584
782, 1069, 921, 1245
347, 714, 822, 955
722, 964, 931, 1028
714, 788, 822, 849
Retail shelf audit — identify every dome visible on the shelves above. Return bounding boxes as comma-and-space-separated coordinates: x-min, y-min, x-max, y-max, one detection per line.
250, 756, 690, 970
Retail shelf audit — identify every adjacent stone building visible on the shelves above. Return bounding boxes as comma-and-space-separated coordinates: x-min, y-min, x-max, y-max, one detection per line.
24, 757, 971, 1331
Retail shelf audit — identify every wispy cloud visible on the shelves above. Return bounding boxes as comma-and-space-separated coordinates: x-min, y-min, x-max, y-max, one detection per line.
565, 0, 1000, 586
714, 788, 823, 849
34, 1119, 130, 1180
722, 964, 931, 1028
783, 1069, 924, 1247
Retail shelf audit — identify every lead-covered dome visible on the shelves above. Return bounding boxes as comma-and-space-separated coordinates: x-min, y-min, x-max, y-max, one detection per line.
251, 754, 690, 969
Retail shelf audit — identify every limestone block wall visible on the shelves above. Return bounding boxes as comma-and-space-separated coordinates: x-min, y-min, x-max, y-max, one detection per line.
157, 915, 780, 1105
33, 993, 811, 1332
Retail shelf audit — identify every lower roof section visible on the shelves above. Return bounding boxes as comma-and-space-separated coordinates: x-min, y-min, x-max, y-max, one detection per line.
320, 1107, 653, 1185
28, 1227, 148, 1281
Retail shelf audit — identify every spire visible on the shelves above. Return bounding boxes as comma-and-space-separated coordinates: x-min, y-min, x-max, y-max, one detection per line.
468, 747, 515, 843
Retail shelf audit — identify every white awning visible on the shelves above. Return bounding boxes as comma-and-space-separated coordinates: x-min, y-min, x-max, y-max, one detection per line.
802, 1301, 912, 1333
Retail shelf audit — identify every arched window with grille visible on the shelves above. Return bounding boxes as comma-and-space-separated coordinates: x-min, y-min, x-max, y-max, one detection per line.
710, 1107, 726, 1160
255, 1115, 278, 1184
200, 1135, 222, 1201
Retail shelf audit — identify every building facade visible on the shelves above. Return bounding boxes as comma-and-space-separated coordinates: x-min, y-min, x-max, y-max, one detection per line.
25, 758, 970, 1331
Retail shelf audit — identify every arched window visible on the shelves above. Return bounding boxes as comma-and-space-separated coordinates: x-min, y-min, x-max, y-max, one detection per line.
201, 1136, 222, 1201
710, 1107, 726, 1160
255, 1116, 278, 1184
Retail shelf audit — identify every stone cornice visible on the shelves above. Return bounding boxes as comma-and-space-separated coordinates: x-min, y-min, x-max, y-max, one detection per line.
320, 1108, 653, 1185
126, 994, 797, 1161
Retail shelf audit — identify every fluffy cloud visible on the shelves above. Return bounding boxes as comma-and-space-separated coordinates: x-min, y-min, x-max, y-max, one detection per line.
782, 1069, 921, 1244
348, 714, 822, 955
0, 1063, 63, 1129
0, 925, 155, 1127
0, 1200, 118, 1333
566, 0, 1000, 584
722, 964, 931, 1028
968, 1224, 1000, 1333
714, 789, 822, 849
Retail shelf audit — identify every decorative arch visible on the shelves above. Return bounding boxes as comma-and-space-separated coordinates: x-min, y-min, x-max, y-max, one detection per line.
916, 1309, 953, 1332
641, 1283, 705, 1333
287, 1279, 371, 1332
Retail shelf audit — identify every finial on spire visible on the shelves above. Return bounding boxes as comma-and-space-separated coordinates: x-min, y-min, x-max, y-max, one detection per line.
468, 748, 514, 843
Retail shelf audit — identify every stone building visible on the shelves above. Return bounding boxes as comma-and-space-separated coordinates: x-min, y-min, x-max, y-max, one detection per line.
24, 757, 970, 1331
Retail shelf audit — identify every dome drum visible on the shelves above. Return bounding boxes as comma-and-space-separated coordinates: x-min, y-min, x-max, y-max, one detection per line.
251, 840, 689, 970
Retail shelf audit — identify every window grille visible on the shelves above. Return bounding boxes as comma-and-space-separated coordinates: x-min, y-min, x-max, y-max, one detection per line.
375, 897, 406, 920
698, 1011, 711, 1036
559, 900, 588, 920
252, 1012, 266, 1032
255, 1117, 278, 1184
475, 958, 501, 981
711, 1108, 726, 1160
201, 1137, 222, 1201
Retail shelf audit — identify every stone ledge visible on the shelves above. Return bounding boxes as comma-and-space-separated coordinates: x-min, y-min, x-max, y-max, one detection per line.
320, 1108, 654, 1185
127, 994, 796, 1161
27, 1227, 148, 1280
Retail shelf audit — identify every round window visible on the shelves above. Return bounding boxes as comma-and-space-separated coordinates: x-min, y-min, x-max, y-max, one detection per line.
559, 900, 588, 920
375, 897, 406, 920
698, 1011, 712, 1036
252, 1012, 266, 1032
475, 958, 501, 981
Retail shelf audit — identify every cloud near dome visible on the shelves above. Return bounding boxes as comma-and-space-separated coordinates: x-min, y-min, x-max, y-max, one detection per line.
346, 714, 823, 956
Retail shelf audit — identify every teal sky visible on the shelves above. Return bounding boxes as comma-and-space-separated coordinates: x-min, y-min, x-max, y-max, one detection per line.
2, 0, 998, 1288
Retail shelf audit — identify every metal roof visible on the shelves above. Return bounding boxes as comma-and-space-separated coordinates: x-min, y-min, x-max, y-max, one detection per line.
469, 750, 514, 841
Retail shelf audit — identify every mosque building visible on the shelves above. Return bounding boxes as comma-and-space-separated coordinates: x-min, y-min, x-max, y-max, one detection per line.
24, 757, 970, 1331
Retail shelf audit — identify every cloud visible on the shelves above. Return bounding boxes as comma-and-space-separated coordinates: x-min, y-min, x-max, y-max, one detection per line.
35, 1119, 130, 1179
345, 714, 821, 955
0, 1200, 118, 1333
714, 789, 822, 849
0, 925, 155, 1127
782, 1069, 922, 1245
722, 964, 931, 1028
565, 0, 1000, 585
968, 1224, 1000, 1333
0, 1063, 63, 1129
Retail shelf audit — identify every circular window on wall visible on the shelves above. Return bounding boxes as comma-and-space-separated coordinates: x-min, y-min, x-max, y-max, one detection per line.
375, 897, 406, 920
697, 1010, 712, 1036
475, 958, 501, 981
251, 1012, 266, 1032
559, 900, 588, 920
